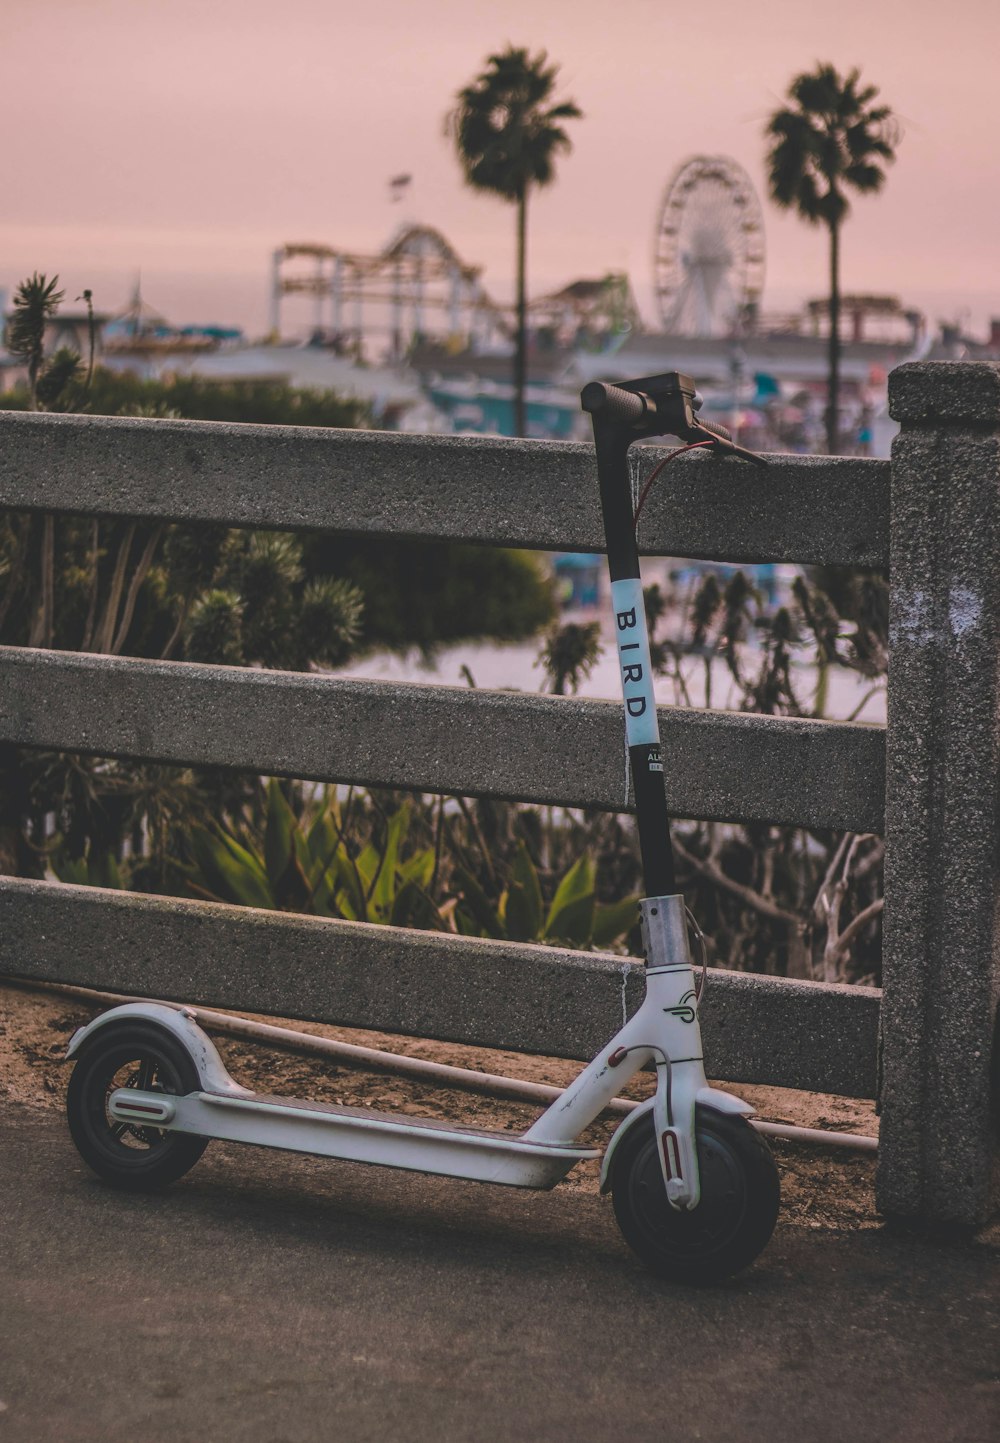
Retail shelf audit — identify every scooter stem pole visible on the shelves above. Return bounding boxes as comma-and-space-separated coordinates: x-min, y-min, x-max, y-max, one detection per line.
591, 422, 676, 903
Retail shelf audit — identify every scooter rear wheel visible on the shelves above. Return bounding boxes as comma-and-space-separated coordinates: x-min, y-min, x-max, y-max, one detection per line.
610, 1105, 779, 1283
67, 1023, 209, 1191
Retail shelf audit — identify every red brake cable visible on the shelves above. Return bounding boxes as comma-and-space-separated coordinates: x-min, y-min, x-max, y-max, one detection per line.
632, 440, 716, 533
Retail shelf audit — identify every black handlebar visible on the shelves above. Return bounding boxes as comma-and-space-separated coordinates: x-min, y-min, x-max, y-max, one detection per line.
694, 416, 733, 444
579, 380, 650, 427
581, 371, 765, 467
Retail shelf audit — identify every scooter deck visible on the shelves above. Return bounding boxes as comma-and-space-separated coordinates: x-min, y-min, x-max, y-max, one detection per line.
109, 1086, 600, 1190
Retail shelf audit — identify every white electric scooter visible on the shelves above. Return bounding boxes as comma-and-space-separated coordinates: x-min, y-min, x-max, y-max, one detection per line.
64, 372, 780, 1283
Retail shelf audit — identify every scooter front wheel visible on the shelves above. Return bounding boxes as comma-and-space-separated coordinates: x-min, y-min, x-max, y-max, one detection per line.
66, 1022, 209, 1191
610, 1105, 779, 1283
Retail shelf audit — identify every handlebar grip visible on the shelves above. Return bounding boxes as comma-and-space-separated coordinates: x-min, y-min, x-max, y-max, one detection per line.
694, 417, 733, 443
580, 380, 648, 427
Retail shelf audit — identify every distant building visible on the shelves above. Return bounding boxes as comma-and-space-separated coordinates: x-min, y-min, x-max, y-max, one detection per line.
45, 309, 110, 361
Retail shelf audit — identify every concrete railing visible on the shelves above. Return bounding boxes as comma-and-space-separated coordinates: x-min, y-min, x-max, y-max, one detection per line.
0, 359, 997, 1228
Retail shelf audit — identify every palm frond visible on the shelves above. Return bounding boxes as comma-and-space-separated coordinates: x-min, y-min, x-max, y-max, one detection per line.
6, 274, 64, 371
763, 62, 898, 227
842, 161, 887, 193
447, 45, 581, 201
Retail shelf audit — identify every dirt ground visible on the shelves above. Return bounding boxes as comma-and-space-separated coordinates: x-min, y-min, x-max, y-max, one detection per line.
0, 976, 889, 1232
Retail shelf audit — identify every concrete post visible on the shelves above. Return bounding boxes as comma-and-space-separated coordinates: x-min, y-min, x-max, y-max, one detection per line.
448, 272, 461, 339
878, 361, 1000, 1227
412, 250, 423, 345
313, 256, 325, 333
269, 250, 284, 337
353, 265, 364, 358
332, 256, 344, 336
392, 257, 403, 362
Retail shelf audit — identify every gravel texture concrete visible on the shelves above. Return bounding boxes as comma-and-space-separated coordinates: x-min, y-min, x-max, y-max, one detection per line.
0, 409, 889, 566
880, 362, 1000, 1227
0, 645, 886, 831
1, 877, 881, 1097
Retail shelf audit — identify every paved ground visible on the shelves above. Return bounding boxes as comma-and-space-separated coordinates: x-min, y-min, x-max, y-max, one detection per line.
1, 1103, 997, 1443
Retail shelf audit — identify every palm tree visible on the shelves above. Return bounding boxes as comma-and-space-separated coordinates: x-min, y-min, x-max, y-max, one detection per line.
765, 64, 899, 454
448, 47, 581, 437
5, 273, 65, 410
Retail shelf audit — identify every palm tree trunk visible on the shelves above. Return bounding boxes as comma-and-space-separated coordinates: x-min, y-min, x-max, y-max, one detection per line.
27, 516, 55, 648
111, 525, 164, 654
96, 524, 136, 654
826, 219, 841, 455
514, 186, 528, 439
27, 355, 40, 412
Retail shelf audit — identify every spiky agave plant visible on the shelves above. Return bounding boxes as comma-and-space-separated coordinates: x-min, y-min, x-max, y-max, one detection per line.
5, 273, 65, 410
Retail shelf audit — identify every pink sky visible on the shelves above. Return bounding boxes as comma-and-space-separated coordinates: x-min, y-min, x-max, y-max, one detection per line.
3, 0, 998, 337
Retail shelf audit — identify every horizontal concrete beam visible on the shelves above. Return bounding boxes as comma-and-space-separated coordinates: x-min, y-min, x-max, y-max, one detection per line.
1, 648, 886, 831
0, 411, 889, 566
0, 878, 880, 1096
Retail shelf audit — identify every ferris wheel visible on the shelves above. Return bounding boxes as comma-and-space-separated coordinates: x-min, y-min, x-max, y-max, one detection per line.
653, 156, 766, 337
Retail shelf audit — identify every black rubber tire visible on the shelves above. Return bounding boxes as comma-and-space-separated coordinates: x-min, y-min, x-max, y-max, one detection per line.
610, 1105, 780, 1284
66, 1022, 209, 1191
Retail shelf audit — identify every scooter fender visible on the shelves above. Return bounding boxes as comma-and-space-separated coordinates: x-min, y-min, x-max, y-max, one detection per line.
599, 1086, 756, 1194
65, 1002, 252, 1097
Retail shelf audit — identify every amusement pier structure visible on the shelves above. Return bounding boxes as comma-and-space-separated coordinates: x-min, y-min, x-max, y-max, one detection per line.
58, 152, 957, 452
270, 225, 639, 362
270, 226, 511, 358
